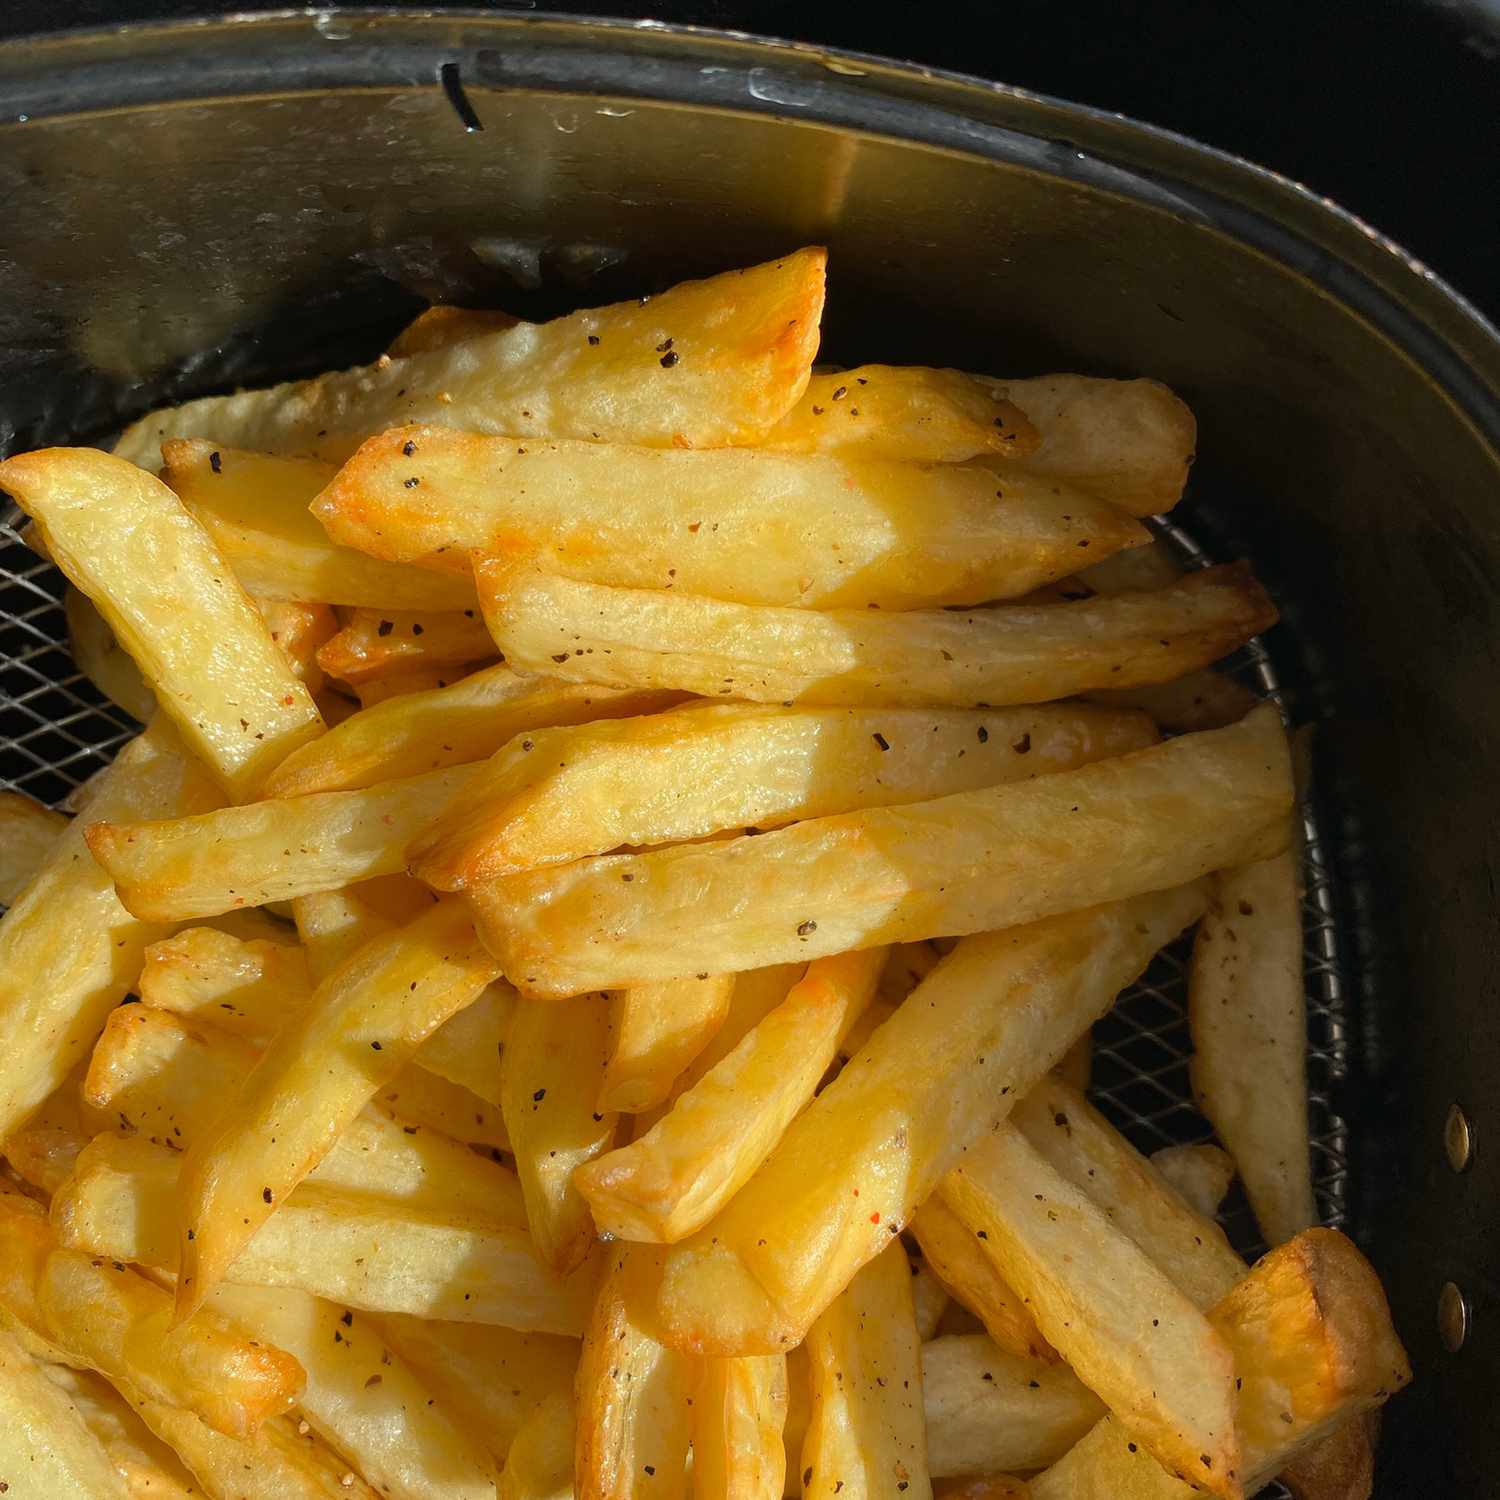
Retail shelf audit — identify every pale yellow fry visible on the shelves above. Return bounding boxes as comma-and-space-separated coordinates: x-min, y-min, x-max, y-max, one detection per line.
908, 1196, 1055, 1364
319, 427, 1143, 609
83, 1004, 525, 1224
354, 667, 461, 705
175, 898, 501, 1317
115, 249, 827, 463
500, 1391, 576, 1500
161, 441, 478, 608
53, 1135, 594, 1334
694, 1353, 788, 1500
413, 981, 513, 1108
1190, 849, 1316, 1247
801, 1239, 930, 1500
292, 878, 425, 980
257, 599, 337, 693
413, 701, 1156, 887
3, 1118, 87, 1197
371, 1060, 510, 1151
0, 1324, 132, 1499
387, 304, 520, 357
1029, 1230, 1411, 1500
600, 974, 735, 1115
473, 557, 1272, 709
1148, 1145, 1237, 1221
760, 365, 1038, 461
921, 1334, 1103, 1479
501, 992, 619, 1274
375, 1315, 579, 1468
0, 791, 68, 907
576, 949, 885, 1243
208, 1284, 498, 1500
1, 448, 323, 798
315, 607, 496, 684
86, 764, 476, 922
651, 885, 1207, 1356
981, 375, 1196, 516
0, 724, 221, 1142
941, 1127, 1239, 1497
473, 707, 1288, 996
65, 587, 157, 722
576, 1246, 695, 1500
265, 660, 681, 796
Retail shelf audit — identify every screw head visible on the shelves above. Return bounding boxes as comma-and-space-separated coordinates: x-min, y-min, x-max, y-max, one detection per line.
1438, 1282, 1470, 1353
1445, 1104, 1475, 1173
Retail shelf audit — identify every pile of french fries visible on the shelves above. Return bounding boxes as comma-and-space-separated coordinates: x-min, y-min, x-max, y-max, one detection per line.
0, 247, 1408, 1500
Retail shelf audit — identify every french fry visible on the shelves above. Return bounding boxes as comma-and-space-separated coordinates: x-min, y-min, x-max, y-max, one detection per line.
650, 885, 1207, 1355
576, 949, 886, 1243
354, 667, 462, 706
473, 557, 1272, 711
375, 1315, 579, 1467
0, 724, 221, 1143
174, 899, 501, 1317
920, 1334, 1103, 1479
0, 791, 68, 907
800, 1239, 930, 1500
258, 599, 337, 692
501, 992, 619, 1273
909, 1256, 949, 1342
876, 941, 944, 1010
600, 974, 736, 1115
934, 1480, 1031, 1500
473, 708, 1287, 996
115, 249, 827, 463
1028, 1230, 1410, 1500
86, 764, 476, 922
53, 1134, 594, 1334
413, 702, 1157, 888
1148, 1145, 1237, 1221
292, 878, 426, 980
500, 1391, 576, 1500
0, 1324, 132, 1499
318, 427, 1144, 608
0, 448, 324, 799
315, 608, 497, 684
908, 1197, 1054, 1364
695, 1354, 789, 1500
980, 375, 1196, 516
576, 1246, 695, 1500
759, 365, 1039, 461
413, 981, 513, 1108
1190, 849, 1316, 1247
370, 1059, 510, 1151
387, 304, 520, 357
161, 441, 479, 608
941, 1126, 1239, 1496
3, 1118, 87, 1198
264, 661, 680, 796
65, 587, 157, 722
207, 1283, 499, 1500
1053, 1033, 1092, 1091
1281, 1411, 1380, 1500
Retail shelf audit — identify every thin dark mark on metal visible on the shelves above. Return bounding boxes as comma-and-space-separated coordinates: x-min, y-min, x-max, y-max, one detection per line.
439, 62, 483, 132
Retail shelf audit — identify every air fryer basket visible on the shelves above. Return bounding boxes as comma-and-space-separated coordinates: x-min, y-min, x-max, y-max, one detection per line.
2, 14, 1498, 1495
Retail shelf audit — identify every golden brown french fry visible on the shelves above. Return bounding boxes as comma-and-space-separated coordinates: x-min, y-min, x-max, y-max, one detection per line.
921, 1334, 1103, 1479
264, 661, 680, 797
800, 1239, 930, 1500
1028, 1230, 1410, 1500
1148, 1145, 1237, 1221
0, 724, 221, 1143
759, 365, 1038, 461
375, 1315, 579, 1468
473, 708, 1287, 995
576, 1246, 695, 1500
0, 1325, 133, 1499
65, 587, 157, 722
54, 1134, 594, 1334
387, 304, 520, 357
908, 1197, 1054, 1364
501, 992, 618, 1273
576, 949, 885, 1243
86, 764, 476, 922
315, 607, 496, 684
116, 249, 827, 463
174, 898, 501, 1317
318, 427, 1144, 608
412, 702, 1157, 887
0, 790, 68, 907
695, 1353, 789, 1500
941, 1127, 1238, 1497
909, 1256, 950, 1343
600, 975, 735, 1114
3, 1118, 87, 1198
257, 599, 337, 693
473, 556, 1272, 711
1281, 1411, 1380, 1500
650, 884, 1207, 1355
500, 1391, 576, 1500
208, 1284, 498, 1500
161, 441, 479, 609
1190, 849, 1316, 1247
0, 449, 323, 799
981, 375, 1196, 516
